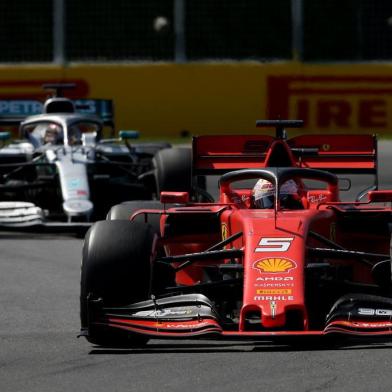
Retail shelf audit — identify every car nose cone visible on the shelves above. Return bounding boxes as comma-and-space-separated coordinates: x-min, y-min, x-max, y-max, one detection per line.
63, 199, 93, 217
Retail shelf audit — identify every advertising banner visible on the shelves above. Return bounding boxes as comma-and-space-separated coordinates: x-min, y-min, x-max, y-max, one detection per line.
0, 64, 391, 137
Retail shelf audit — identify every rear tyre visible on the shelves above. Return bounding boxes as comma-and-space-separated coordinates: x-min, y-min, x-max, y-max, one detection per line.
80, 220, 154, 347
153, 147, 192, 194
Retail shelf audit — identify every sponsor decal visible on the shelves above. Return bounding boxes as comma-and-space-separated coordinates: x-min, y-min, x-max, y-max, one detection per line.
73, 99, 102, 114
358, 308, 392, 316
352, 321, 392, 328
0, 100, 42, 115
253, 257, 297, 274
134, 308, 194, 318
256, 289, 292, 295
67, 178, 82, 190
254, 283, 295, 288
256, 276, 294, 281
165, 322, 210, 329
0, 98, 106, 119
221, 223, 228, 241
255, 237, 294, 252
254, 295, 294, 301
166, 324, 193, 328
241, 194, 249, 202
267, 75, 392, 132
308, 194, 327, 204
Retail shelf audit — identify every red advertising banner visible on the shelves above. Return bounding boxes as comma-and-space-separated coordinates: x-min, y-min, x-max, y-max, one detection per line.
267, 76, 392, 132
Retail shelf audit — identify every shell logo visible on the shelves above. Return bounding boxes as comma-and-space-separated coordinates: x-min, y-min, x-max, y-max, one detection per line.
253, 257, 297, 274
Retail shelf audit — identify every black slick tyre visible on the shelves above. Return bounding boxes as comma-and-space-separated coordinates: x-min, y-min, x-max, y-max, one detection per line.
80, 220, 154, 347
153, 147, 192, 194
107, 200, 177, 292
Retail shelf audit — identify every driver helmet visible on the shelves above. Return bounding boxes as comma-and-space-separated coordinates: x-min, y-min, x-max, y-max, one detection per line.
29, 123, 63, 146
252, 179, 300, 209
43, 123, 63, 145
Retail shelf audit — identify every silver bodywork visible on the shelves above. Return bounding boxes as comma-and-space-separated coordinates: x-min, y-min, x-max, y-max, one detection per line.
0, 201, 43, 226
0, 112, 132, 230
0, 92, 175, 232
21, 113, 100, 220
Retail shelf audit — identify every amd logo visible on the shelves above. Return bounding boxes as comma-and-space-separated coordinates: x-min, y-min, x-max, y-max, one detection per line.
358, 308, 392, 316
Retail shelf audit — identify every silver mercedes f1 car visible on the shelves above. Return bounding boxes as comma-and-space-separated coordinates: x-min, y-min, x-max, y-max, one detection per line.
0, 84, 191, 233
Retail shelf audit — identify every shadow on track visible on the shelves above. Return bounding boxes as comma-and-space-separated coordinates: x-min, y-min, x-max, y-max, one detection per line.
0, 232, 83, 240
88, 338, 392, 355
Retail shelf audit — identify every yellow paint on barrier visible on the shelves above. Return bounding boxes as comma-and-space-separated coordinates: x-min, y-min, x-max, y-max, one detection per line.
1, 63, 392, 137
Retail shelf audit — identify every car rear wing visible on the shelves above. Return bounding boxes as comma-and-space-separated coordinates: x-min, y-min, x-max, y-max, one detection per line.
192, 133, 377, 176
288, 134, 377, 174
74, 99, 114, 127
193, 134, 275, 175
0, 98, 114, 127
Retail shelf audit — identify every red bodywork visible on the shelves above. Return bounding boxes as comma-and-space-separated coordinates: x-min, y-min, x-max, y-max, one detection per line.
94, 128, 392, 340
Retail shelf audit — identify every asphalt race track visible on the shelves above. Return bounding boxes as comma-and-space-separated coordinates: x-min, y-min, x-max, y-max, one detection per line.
2, 142, 392, 392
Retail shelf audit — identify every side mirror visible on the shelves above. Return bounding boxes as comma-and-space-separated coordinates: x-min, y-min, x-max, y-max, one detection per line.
160, 191, 189, 204
368, 190, 392, 203
119, 130, 139, 140
81, 132, 97, 147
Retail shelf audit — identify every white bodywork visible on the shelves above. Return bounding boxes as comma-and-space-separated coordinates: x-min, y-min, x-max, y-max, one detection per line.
46, 147, 93, 218
0, 113, 101, 222
0, 201, 43, 225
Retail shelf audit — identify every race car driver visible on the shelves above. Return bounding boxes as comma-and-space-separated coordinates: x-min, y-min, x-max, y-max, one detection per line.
43, 123, 63, 145
252, 178, 304, 209
29, 123, 63, 146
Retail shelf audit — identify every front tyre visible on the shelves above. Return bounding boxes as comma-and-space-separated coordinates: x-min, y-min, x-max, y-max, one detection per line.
80, 220, 154, 347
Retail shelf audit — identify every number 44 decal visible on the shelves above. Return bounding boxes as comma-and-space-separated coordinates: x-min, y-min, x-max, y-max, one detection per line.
255, 237, 294, 252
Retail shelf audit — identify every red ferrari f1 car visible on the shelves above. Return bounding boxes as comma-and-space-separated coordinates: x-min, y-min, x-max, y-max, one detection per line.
80, 120, 392, 347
